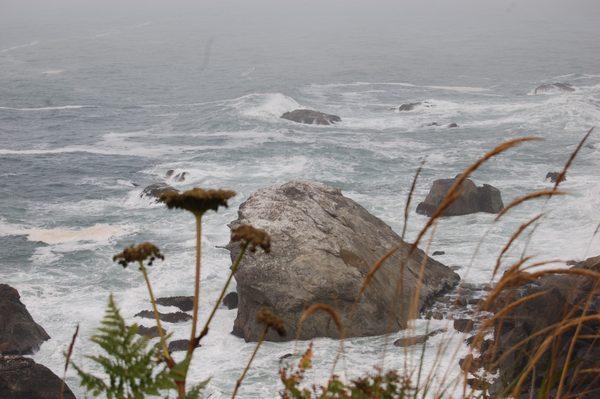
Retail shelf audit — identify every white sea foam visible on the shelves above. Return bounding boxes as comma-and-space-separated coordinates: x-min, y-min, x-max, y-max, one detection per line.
236, 93, 302, 120
42, 69, 65, 75
0, 105, 92, 111
3, 223, 129, 245
0, 40, 38, 53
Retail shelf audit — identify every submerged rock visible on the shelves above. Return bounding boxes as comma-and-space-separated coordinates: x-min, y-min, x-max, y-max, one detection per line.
156, 296, 194, 312
134, 310, 192, 323
0, 356, 75, 399
393, 328, 446, 347
140, 183, 178, 201
222, 292, 238, 310
447, 122, 459, 128
0, 285, 50, 355
533, 82, 575, 95
168, 339, 190, 353
416, 177, 503, 217
281, 109, 341, 125
229, 181, 459, 342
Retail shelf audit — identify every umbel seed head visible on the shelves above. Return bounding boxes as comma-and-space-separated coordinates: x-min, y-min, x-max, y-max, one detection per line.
231, 224, 271, 253
159, 188, 236, 215
113, 242, 164, 268
256, 307, 286, 337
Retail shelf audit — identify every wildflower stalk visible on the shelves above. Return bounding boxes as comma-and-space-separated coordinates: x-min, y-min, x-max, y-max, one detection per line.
231, 326, 268, 399
198, 242, 249, 342
138, 260, 172, 366
188, 213, 203, 358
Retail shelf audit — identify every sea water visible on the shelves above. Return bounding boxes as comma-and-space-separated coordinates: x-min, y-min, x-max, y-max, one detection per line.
1, 1, 599, 397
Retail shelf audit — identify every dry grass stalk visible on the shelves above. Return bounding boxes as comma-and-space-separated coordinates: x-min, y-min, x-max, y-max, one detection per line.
493, 213, 544, 278
60, 324, 79, 399
551, 127, 594, 192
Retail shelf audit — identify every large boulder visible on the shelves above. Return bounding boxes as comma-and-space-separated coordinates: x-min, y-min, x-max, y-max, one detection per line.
533, 82, 575, 95
478, 255, 600, 398
0, 285, 50, 355
228, 181, 460, 342
416, 177, 503, 217
0, 356, 75, 399
281, 109, 341, 125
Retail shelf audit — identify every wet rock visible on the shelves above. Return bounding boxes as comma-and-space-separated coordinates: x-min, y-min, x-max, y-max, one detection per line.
447, 123, 459, 128
0, 356, 76, 399
168, 339, 190, 353
136, 325, 165, 338
397, 102, 422, 111
453, 318, 474, 333
156, 296, 194, 312
165, 169, 175, 178
140, 183, 178, 201
432, 251, 445, 256
281, 109, 341, 125
229, 181, 460, 342
427, 122, 440, 126
416, 176, 503, 217
545, 171, 565, 183
467, 377, 490, 391
0, 285, 50, 355
134, 310, 192, 323
222, 292, 238, 310
393, 328, 446, 347
459, 354, 483, 373
533, 82, 575, 95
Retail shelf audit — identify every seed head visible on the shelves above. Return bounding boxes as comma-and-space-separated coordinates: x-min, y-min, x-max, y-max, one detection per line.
231, 224, 271, 253
256, 307, 286, 337
113, 242, 164, 268
159, 188, 236, 215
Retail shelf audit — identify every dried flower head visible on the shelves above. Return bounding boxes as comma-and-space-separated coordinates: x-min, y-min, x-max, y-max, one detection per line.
159, 188, 236, 215
113, 242, 164, 268
231, 224, 271, 253
256, 307, 286, 336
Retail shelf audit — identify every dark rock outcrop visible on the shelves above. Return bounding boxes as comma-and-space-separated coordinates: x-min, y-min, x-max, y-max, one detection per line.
222, 292, 238, 310
0, 285, 50, 355
478, 255, 600, 398
134, 310, 192, 323
533, 82, 575, 95
447, 123, 459, 128
453, 318, 474, 333
228, 181, 460, 342
0, 356, 75, 399
416, 177, 503, 217
136, 325, 165, 338
432, 251, 445, 256
545, 171, 566, 183
281, 109, 341, 125
168, 339, 190, 353
140, 183, 178, 201
156, 296, 194, 312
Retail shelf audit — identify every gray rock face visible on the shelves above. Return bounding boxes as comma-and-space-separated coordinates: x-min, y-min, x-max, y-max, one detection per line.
0, 285, 50, 355
533, 82, 575, 94
228, 181, 460, 342
416, 177, 503, 217
0, 356, 75, 399
140, 183, 178, 201
281, 109, 341, 125
222, 292, 238, 310
156, 296, 193, 312
134, 310, 192, 323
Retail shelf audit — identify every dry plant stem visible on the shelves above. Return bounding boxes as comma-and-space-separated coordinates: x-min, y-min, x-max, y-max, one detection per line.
60, 324, 79, 399
232, 326, 268, 399
188, 213, 203, 357
493, 213, 543, 278
198, 242, 248, 342
139, 261, 172, 365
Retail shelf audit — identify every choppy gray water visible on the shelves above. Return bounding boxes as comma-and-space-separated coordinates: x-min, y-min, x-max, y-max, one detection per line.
1, 1, 599, 397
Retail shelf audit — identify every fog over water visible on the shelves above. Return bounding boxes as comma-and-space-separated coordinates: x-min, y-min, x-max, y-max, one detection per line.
1, 0, 599, 397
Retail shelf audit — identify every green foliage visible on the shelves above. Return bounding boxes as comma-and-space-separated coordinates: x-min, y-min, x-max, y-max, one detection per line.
72, 295, 176, 399
280, 345, 417, 399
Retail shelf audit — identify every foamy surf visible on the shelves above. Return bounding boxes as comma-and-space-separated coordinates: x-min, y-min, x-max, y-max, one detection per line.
2, 223, 130, 245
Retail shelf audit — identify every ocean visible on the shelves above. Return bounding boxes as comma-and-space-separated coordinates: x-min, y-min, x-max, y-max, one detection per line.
1, 0, 599, 397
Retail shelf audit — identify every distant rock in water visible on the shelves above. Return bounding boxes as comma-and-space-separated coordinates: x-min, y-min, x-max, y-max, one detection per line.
432, 251, 445, 256
416, 177, 503, 217
222, 292, 238, 310
0, 284, 50, 355
545, 171, 566, 183
136, 325, 165, 338
533, 82, 575, 95
156, 296, 193, 312
134, 310, 192, 323
0, 356, 76, 399
393, 328, 446, 347
168, 339, 190, 353
394, 101, 432, 112
447, 123, 459, 128
281, 109, 341, 125
140, 183, 178, 202
228, 181, 459, 342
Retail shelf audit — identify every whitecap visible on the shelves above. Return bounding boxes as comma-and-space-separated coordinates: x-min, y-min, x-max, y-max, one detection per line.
0, 105, 93, 111
0, 40, 38, 53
